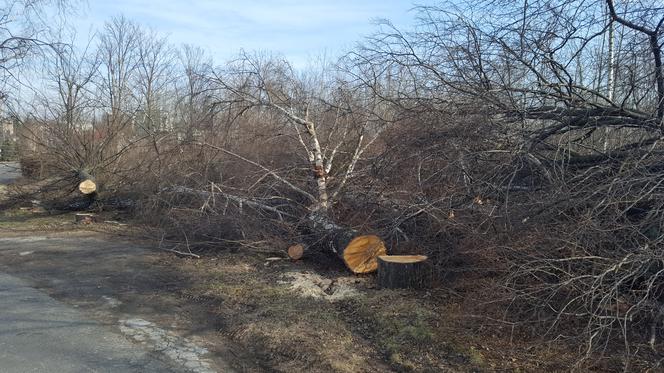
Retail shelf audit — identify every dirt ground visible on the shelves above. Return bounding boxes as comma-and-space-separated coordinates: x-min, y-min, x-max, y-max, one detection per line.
0, 206, 600, 373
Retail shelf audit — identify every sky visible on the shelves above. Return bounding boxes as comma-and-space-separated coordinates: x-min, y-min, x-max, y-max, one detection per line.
71, 0, 433, 67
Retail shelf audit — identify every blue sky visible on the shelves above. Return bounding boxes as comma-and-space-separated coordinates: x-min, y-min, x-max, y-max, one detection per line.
72, 0, 433, 67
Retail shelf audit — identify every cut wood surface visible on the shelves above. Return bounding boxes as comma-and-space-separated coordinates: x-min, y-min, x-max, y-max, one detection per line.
77, 170, 97, 195
288, 244, 305, 260
78, 179, 97, 195
379, 255, 427, 264
377, 255, 429, 289
340, 234, 387, 274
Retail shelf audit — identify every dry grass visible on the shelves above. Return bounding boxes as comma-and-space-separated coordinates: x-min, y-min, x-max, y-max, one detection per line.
0, 208, 76, 231
0, 198, 648, 371
171, 249, 588, 372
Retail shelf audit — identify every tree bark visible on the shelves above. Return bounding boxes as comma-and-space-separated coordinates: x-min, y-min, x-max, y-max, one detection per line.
377, 255, 429, 289
169, 185, 387, 273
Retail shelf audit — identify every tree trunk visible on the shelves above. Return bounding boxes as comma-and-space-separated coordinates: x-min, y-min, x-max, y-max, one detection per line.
377, 255, 429, 289
288, 231, 387, 273
169, 185, 388, 273
75, 213, 98, 224
288, 244, 305, 260
77, 170, 97, 195
307, 212, 387, 274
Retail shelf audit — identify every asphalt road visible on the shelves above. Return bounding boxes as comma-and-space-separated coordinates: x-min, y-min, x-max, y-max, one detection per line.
0, 162, 204, 372
0, 161, 20, 184
0, 272, 179, 373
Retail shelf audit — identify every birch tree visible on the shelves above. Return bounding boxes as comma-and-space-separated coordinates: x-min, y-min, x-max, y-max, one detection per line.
210, 51, 392, 215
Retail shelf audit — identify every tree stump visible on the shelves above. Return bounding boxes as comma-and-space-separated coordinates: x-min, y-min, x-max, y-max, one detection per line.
377, 255, 429, 289
75, 213, 97, 224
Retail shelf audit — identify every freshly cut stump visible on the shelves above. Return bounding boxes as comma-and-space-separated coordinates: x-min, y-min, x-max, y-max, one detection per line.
341, 235, 387, 274
75, 213, 97, 224
377, 255, 429, 289
288, 244, 305, 261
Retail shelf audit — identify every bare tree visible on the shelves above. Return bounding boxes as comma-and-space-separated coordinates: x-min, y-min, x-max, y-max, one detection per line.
0, 0, 71, 98
26, 36, 100, 169
97, 15, 140, 128
210, 51, 392, 215
605, 0, 664, 123
135, 28, 175, 134
174, 44, 212, 141
0, 0, 73, 160
349, 0, 664, 364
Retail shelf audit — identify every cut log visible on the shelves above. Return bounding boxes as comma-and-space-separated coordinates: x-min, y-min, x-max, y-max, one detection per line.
78, 179, 97, 194
336, 234, 387, 274
377, 255, 429, 289
288, 234, 386, 273
309, 213, 387, 274
288, 244, 305, 260
77, 170, 97, 195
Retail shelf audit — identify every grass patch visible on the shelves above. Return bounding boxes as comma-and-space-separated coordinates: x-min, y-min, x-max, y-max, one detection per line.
0, 208, 75, 230
339, 293, 472, 372
179, 258, 391, 372
179, 256, 514, 372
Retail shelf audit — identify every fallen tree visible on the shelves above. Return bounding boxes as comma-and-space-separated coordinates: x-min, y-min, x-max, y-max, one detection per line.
160, 56, 397, 272
168, 184, 387, 273
77, 170, 97, 195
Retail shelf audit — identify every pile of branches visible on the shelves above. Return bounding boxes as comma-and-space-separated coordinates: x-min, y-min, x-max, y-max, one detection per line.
347, 0, 664, 365
8, 0, 664, 366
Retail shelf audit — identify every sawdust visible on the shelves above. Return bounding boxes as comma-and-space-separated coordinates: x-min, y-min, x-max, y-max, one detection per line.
280, 271, 360, 301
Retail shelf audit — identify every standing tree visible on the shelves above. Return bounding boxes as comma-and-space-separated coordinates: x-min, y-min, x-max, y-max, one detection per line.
175, 44, 213, 141
1, 0, 72, 169
0, 0, 70, 99
135, 29, 175, 135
